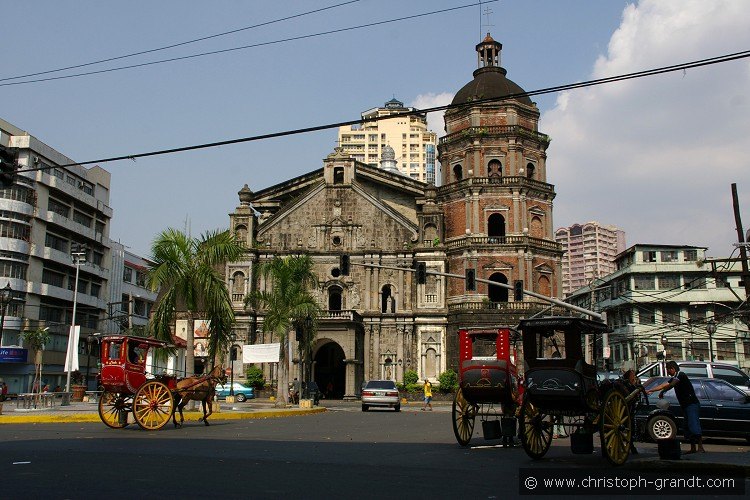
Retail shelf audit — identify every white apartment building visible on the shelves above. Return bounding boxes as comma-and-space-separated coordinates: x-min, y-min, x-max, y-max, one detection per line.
567, 244, 749, 372
556, 221, 626, 296
0, 118, 115, 393
106, 245, 157, 335
337, 98, 438, 183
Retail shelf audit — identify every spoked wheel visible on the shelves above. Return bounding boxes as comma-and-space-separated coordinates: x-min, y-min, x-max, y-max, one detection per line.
561, 415, 584, 436
600, 390, 632, 465
452, 388, 478, 446
98, 391, 131, 428
520, 398, 553, 459
133, 381, 174, 431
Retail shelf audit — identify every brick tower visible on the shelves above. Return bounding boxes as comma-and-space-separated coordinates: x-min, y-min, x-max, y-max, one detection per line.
437, 34, 563, 362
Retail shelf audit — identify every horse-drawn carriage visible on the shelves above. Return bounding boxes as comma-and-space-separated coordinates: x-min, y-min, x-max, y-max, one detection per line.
452, 328, 521, 446
97, 335, 225, 431
518, 316, 643, 465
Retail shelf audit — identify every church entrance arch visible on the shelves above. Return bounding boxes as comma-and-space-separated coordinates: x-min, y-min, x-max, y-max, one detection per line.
313, 341, 346, 399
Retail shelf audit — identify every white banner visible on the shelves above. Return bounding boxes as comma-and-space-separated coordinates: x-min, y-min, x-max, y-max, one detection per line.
64, 325, 80, 371
243, 343, 280, 363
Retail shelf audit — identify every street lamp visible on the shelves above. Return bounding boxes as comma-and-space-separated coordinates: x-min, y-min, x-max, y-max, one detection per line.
706, 319, 717, 362
65, 244, 86, 392
0, 282, 12, 344
660, 334, 668, 361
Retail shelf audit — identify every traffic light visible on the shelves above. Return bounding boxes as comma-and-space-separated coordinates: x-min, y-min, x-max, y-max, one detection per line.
0, 145, 19, 188
466, 269, 476, 291
416, 262, 427, 284
340, 254, 350, 275
231, 346, 238, 361
514, 280, 524, 301
295, 325, 303, 342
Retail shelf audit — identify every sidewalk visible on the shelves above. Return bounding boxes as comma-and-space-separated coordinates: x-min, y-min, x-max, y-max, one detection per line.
0, 397, 325, 425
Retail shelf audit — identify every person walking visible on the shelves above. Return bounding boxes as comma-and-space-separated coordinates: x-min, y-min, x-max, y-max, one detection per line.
647, 360, 705, 454
421, 378, 433, 411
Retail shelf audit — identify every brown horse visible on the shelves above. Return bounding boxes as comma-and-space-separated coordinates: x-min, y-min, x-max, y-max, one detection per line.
172, 365, 227, 428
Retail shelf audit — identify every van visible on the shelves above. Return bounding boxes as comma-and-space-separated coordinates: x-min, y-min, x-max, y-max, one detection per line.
637, 360, 750, 394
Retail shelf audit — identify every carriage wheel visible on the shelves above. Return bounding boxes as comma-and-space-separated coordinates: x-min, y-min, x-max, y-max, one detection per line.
98, 391, 131, 429
451, 388, 477, 446
600, 390, 632, 465
520, 397, 553, 459
133, 381, 174, 431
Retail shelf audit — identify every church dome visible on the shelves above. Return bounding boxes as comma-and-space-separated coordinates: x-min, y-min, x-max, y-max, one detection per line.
451, 33, 532, 107
381, 144, 396, 161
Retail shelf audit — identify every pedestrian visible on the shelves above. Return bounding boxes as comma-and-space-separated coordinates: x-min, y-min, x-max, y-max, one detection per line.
326, 380, 334, 398
421, 377, 432, 411
621, 369, 643, 454
647, 360, 705, 454
0, 379, 8, 401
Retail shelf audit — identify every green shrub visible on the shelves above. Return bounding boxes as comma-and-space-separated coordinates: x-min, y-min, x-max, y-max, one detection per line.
437, 369, 458, 393
245, 365, 266, 390
403, 370, 418, 386
406, 383, 423, 393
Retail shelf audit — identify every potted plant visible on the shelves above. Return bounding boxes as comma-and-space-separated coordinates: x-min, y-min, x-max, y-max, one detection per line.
70, 370, 87, 401
20, 328, 50, 396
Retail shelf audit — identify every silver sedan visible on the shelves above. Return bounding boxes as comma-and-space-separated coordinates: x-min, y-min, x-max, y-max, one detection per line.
361, 380, 400, 412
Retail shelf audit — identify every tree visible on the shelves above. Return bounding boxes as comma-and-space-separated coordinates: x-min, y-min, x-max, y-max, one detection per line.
20, 327, 50, 394
245, 254, 320, 403
148, 228, 243, 378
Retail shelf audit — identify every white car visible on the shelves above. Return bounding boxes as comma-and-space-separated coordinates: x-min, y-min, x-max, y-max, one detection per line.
361, 380, 400, 412
637, 360, 750, 394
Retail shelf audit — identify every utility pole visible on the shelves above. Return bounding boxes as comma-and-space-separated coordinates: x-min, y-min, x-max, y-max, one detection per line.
731, 183, 750, 301
65, 244, 87, 392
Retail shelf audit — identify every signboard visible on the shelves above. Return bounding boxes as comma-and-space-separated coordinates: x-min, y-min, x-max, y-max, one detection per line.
243, 343, 280, 363
0, 347, 28, 363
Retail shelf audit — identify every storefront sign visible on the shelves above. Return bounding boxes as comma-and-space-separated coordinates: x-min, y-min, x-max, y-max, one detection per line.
0, 347, 28, 363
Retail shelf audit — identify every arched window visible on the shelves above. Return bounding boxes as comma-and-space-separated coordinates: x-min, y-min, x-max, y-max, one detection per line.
424, 223, 438, 244
487, 213, 506, 243
232, 272, 245, 294
488, 159, 502, 178
526, 162, 536, 179
381, 285, 394, 313
538, 275, 551, 297
425, 348, 437, 379
328, 286, 343, 311
530, 216, 544, 238
333, 167, 344, 184
488, 272, 509, 302
453, 164, 463, 182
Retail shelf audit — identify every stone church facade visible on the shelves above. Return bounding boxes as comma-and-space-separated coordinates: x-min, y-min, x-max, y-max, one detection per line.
227, 35, 563, 399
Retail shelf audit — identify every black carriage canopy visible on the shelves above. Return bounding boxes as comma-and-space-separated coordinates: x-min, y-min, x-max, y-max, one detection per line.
518, 316, 611, 367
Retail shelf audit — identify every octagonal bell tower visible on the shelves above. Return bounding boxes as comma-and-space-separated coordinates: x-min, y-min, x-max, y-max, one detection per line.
437, 34, 563, 342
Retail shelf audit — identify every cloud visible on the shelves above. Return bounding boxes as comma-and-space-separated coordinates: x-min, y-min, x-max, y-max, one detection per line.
543, 0, 750, 257
411, 92, 454, 135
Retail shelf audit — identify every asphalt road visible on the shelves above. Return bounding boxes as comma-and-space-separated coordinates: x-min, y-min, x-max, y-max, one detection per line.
2, 405, 748, 499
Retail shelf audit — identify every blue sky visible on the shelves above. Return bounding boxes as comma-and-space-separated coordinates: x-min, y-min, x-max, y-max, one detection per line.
3, 1, 749, 259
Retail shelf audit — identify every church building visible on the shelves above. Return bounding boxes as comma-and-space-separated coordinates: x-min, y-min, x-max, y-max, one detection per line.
227, 35, 562, 399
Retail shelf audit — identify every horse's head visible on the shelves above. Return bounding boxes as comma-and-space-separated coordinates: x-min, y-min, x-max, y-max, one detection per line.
211, 365, 228, 385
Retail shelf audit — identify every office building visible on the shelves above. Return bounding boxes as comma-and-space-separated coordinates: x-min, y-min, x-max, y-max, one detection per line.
556, 222, 626, 296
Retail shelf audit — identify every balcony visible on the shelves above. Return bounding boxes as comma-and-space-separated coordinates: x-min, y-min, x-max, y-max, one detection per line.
439, 125, 551, 147
445, 234, 561, 252
436, 175, 553, 195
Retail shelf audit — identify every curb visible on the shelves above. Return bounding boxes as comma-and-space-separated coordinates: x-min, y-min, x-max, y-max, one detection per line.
627, 456, 750, 475
0, 407, 326, 425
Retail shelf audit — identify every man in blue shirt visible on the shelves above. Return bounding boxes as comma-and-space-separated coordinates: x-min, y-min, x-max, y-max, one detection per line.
647, 360, 705, 453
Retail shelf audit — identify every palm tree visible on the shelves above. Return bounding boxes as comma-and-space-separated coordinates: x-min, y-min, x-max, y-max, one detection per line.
148, 228, 243, 377
245, 254, 320, 403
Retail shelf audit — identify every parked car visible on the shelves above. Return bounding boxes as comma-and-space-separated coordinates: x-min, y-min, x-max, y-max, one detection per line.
635, 376, 750, 443
637, 361, 750, 394
214, 382, 255, 402
361, 380, 400, 412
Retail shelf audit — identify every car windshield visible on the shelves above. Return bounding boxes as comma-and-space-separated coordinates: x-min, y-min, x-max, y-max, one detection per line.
365, 381, 396, 390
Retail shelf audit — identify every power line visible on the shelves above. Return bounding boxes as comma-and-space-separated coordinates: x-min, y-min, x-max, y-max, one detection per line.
15, 47, 750, 174
1, 1, 496, 88
0, 0, 361, 83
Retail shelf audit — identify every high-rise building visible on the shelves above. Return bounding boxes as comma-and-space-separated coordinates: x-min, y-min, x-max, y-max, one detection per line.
337, 98, 438, 183
0, 118, 114, 392
555, 222, 626, 296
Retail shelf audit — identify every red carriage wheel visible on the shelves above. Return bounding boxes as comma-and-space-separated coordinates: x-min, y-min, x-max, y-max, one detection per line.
133, 381, 174, 431
452, 388, 478, 446
98, 391, 131, 428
